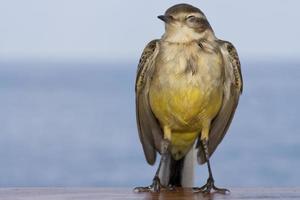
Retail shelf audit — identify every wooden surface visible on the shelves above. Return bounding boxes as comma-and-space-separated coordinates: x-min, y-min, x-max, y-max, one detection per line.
0, 187, 300, 200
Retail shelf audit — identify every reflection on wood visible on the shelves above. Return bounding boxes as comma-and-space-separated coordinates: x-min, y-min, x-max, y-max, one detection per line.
0, 187, 300, 200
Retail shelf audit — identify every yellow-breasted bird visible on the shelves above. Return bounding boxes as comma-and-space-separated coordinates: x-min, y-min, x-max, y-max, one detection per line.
135, 3, 243, 193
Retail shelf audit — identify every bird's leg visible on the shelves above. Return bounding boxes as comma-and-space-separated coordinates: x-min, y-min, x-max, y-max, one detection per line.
193, 139, 229, 194
134, 139, 171, 192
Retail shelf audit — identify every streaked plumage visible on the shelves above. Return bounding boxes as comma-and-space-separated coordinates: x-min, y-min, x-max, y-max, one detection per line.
135, 3, 243, 193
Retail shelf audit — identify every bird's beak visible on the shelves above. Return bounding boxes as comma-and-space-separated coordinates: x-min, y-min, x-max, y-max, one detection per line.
157, 15, 170, 23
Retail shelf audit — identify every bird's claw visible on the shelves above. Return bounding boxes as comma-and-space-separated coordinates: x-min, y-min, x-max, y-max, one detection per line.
193, 178, 230, 194
134, 177, 174, 192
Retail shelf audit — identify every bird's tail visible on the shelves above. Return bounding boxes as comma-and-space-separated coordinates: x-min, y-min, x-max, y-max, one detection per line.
159, 147, 195, 187
169, 156, 185, 186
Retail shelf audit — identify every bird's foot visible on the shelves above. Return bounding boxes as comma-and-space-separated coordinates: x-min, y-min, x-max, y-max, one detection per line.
134, 176, 174, 192
193, 178, 230, 194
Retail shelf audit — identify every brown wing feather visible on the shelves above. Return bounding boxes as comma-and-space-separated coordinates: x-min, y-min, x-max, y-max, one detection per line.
135, 39, 163, 165
197, 41, 243, 164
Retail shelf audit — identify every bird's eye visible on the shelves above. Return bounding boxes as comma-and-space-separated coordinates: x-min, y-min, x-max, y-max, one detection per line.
186, 15, 196, 20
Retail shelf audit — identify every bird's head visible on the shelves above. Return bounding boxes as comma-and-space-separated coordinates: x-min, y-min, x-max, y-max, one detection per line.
158, 4, 215, 43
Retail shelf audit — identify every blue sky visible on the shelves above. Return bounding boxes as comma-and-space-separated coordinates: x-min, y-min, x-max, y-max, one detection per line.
0, 0, 299, 62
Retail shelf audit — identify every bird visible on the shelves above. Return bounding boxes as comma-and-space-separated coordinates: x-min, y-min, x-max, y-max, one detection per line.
134, 3, 243, 193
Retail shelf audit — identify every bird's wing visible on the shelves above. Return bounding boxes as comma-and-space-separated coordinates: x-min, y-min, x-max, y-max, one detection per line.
135, 39, 163, 165
197, 40, 243, 164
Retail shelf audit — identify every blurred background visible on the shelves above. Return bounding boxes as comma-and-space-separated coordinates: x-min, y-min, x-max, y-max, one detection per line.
0, 0, 299, 187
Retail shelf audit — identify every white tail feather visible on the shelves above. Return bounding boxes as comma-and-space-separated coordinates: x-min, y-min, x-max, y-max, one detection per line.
181, 147, 196, 187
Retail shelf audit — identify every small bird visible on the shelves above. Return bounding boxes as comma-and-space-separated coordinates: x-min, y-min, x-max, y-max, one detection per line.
135, 3, 243, 193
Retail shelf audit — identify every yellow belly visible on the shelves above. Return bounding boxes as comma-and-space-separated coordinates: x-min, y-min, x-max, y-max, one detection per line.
149, 84, 223, 159
149, 85, 222, 131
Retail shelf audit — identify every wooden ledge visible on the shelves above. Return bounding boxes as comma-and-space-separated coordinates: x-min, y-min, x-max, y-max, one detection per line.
0, 187, 300, 200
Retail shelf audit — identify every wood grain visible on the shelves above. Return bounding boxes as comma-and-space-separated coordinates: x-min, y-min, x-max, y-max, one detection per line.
0, 187, 300, 200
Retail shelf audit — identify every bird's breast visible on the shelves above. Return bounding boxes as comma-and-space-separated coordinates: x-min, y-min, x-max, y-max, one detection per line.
149, 42, 223, 131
